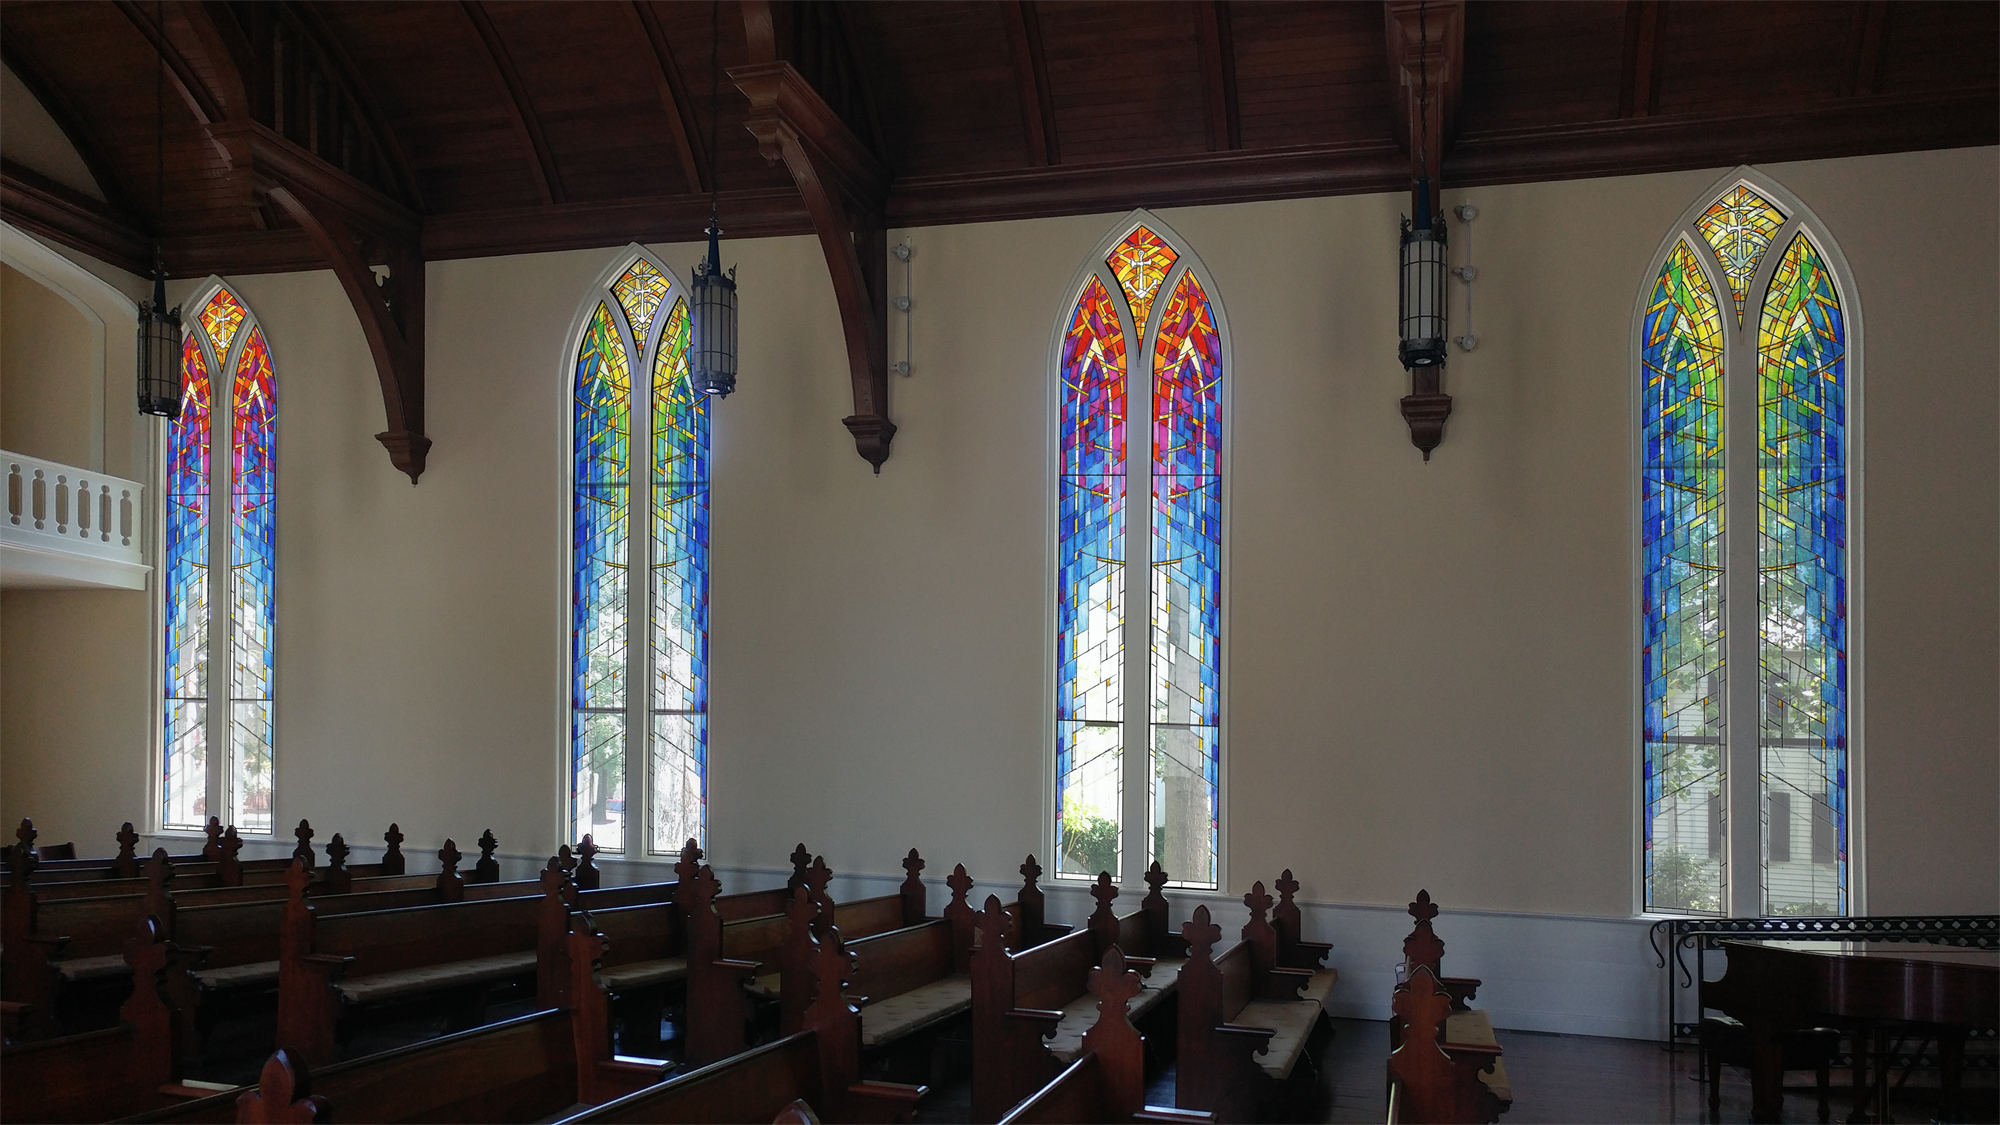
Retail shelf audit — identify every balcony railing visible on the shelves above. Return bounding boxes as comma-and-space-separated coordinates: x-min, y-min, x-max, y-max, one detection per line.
2, 450, 147, 589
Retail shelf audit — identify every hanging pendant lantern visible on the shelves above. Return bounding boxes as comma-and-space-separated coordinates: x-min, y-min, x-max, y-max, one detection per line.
689, 225, 738, 398
136, 251, 183, 417
1398, 176, 1449, 371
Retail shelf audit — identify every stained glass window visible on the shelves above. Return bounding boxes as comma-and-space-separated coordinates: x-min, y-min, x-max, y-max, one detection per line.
1640, 240, 1726, 914
1056, 276, 1128, 879
1641, 180, 1853, 917
1696, 186, 1786, 323
163, 332, 212, 831
570, 252, 710, 854
162, 287, 277, 834
573, 302, 632, 851
1757, 232, 1847, 916
1058, 218, 1225, 888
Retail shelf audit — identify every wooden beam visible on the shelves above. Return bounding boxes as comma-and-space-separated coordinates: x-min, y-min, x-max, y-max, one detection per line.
422, 188, 809, 261
1195, 1, 1241, 152
459, 0, 563, 205
212, 121, 430, 482
291, 0, 426, 210
0, 40, 138, 218
730, 59, 895, 472
1000, 1, 1059, 167
111, 0, 226, 126
742, 0, 778, 65
1384, 0, 1464, 209
1619, 0, 1661, 118
0, 160, 151, 275
1843, 0, 1889, 99
630, 1, 708, 196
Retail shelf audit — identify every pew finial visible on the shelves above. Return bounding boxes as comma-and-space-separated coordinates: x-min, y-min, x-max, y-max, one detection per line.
439, 838, 461, 873
291, 820, 315, 869
116, 821, 140, 860
1244, 881, 1274, 922
573, 834, 600, 890
899, 849, 927, 923
12, 817, 35, 860
203, 816, 224, 861
239, 1048, 329, 1124
1090, 870, 1118, 911
1403, 889, 1445, 974
381, 823, 406, 875
1408, 889, 1439, 924
787, 842, 811, 889
145, 847, 173, 888
946, 863, 974, 905
674, 840, 702, 887
1182, 903, 1223, 959
1144, 860, 1170, 895
804, 856, 832, 902
1019, 854, 1043, 889
475, 829, 501, 884
325, 833, 349, 871
901, 848, 925, 882
1276, 869, 1301, 901
557, 844, 575, 873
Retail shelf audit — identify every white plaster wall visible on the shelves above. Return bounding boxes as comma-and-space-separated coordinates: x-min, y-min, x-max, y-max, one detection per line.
0, 149, 1991, 1038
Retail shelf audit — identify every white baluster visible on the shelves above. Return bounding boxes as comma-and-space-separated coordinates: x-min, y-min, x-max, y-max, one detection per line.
32, 469, 46, 529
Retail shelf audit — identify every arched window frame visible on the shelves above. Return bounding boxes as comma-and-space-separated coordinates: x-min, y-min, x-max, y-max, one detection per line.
559, 245, 711, 858
156, 278, 279, 836
1047, 210, 1232, 891
1631, 168, 1866, 918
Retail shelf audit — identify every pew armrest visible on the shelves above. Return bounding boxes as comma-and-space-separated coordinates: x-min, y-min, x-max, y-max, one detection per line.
1124, 954, 1159, 978
1215, 1021, 1276, 1057
298, 952, 354, 983
1290, 940, 1333, 967
1441, 976, 1480, 1010
592, 1056, 673, 1099
1006, 1006, 1064, 1043
1259, 965, 1316, 1002
1135, 1108, 1216, 1123
846, 1078, 928, 1123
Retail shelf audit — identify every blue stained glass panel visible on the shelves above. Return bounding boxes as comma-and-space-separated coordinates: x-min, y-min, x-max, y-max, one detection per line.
164, 330, 212, 831
572, 302, 631, 850
650, 298, 709, 853
229, 328, 277, 834
1758, 233, 1848, 916
1149, 269, 1222, 887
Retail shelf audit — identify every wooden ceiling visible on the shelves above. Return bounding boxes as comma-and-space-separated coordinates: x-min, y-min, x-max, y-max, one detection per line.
3, 0, 1994, 279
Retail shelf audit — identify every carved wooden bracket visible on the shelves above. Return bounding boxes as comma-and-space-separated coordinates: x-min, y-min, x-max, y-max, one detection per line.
729, 60, 896, 473
212, 122, 430, 483
1401, 366, 1453, 462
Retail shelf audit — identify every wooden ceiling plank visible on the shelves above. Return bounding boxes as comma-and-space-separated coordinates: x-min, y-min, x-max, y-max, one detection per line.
458, 0, 563, 205
1001, 1, 1060, 167
1844, 0, 1889, 99
630, 0, 709, 196
111, 0, 226, 126
1618, 0, 1662, 118
1195, 1, 1242, 151
0, 40, 140, 219
291, 1, 426, 210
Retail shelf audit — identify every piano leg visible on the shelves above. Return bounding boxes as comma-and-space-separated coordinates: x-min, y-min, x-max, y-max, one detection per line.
1748, 1020, 1787, 1123
1937, 1028, 1966, 1125
1847, 1024, 1873, 1124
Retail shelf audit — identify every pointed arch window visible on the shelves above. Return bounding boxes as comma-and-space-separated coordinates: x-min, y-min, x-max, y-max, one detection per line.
1055, 215, 1226, 889
1640, 176, 1855, 917
569, 250, 709, 855
162, 285, 277, 834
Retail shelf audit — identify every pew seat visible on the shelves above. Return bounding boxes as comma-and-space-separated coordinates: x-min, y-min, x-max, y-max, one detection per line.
1235, 996, 1323, 1080
1442, 1010, 1511, 1102
858, 973, 970, 1047
333, 949, 538, 1005
1038, 975, 1172, 1063
593, 955, 688, 992
188, 959, 277, 991
53, 953, 128, 982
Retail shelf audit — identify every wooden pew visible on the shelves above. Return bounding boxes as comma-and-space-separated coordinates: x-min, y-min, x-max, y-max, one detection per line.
127, 1010, 672, 1125
0, 917, 226, 1123
553, 891, 926, 1125
973, 867, 1197, 1122
1385, 891, 1509, 1121
1387, 965, 1508, 1125
997, 946, 1211, 1125
1174, 891, 1336, 1124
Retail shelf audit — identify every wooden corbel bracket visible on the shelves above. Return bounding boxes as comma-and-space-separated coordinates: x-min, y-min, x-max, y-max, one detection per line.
211, 121, 432, 484
729, 61, 897, 473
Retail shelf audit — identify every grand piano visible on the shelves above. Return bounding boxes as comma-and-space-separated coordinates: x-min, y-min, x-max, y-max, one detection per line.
1702, 939, 1998, 1122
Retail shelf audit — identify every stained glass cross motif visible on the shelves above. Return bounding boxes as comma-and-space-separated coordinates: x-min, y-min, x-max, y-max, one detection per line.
197, 289, 249, 357
573, 301, 632, 852
1149, 270, 1222, 888
1107, 227, 1178, 333
1696, 186, 1787, 323
1757, 232, 1847, 916
613, 258, 673, 343
1056, 275, 1128, 880
1640, 239, 1726, 915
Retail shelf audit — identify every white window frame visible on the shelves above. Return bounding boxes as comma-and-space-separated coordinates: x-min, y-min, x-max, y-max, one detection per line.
1630, 168, 1866, 918
1045, 210, 1233, 892
153, 277, 278, 836
555, 245, 709, 858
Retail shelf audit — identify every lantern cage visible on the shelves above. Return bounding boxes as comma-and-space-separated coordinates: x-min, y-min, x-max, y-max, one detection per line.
1398, 175, 1449, 371
136, 266, 184, 417
689, 226, 738, 399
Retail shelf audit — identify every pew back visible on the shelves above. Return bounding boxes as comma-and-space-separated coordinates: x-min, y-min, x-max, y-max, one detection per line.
849, 919, 953, 1005
556, 1032, 823, 1124
315, 895, 541, 977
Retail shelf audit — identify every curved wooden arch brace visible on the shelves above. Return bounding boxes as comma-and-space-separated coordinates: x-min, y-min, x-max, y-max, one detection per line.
215, 123, 430, 483
730, 60, 896, 472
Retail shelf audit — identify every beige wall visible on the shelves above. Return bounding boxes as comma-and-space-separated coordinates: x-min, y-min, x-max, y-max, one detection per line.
2, 261, 99, 467
1, 148, 1992, 920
